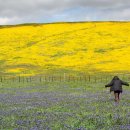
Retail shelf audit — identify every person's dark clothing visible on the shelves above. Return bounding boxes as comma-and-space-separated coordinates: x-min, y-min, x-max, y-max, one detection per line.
114, 90, 122, 94
105, 76, 129, 93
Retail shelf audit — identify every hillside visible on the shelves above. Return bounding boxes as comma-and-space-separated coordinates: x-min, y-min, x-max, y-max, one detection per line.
0, 22, 130, 76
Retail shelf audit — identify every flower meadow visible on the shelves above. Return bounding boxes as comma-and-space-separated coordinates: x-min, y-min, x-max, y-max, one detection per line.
0, 22, 130, 129
1, 22, 130, 76
0, 80, 130, 130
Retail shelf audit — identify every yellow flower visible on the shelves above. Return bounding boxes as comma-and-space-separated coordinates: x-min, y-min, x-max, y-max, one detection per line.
0, 22, 130, 76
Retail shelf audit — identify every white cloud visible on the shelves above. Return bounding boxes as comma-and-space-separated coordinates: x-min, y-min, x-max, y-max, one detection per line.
0, 17, 20, 25
0, 17, 10, 25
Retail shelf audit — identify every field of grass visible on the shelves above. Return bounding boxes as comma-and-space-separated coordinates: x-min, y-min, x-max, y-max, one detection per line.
0, 80, 130, 130
1, 22, 130, 76
0, 21, 130, 129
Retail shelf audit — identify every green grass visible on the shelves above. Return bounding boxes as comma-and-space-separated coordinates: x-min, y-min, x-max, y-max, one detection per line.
0, 80, 130, 130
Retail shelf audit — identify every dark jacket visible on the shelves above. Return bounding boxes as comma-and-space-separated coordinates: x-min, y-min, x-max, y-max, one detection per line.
105, 76, 129, 92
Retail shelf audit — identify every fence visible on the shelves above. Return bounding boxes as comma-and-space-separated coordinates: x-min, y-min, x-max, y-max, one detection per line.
0, 73, 130, 83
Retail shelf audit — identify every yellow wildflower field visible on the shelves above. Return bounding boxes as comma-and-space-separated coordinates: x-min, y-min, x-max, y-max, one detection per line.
0, 22, 130, 76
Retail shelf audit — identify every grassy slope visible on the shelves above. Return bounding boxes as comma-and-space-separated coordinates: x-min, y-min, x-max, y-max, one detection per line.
0, 22, 130, 76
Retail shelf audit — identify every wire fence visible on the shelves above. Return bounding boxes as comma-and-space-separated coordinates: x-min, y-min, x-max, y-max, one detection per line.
0, 73, 130, 83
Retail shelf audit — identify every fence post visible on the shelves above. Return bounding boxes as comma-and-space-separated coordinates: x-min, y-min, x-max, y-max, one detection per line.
0, 77, 2, 82
95, 76, 96, 83
80, 76, 82, 82
52, 76, 54, 82
64, 73, 66, 82
40, 76, 42, 82
59, 75, 61, 82
73, 76, 75, 82
85, 75, 87, 82
19, 76, 21, 82
122, 74, 125, 80
68, 75, 70, 82
23, 76, 24, 83
26, 77, 29, 82
45, 75, 46, 82
106, 76, 107, 82
29, 76, 31, 82
89, 75, 90, 82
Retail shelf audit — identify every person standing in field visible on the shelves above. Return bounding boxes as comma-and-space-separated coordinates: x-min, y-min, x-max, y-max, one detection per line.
105, 76, 129, 103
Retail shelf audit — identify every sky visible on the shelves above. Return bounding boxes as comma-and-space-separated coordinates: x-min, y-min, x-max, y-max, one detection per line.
0, 0, 130, 25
